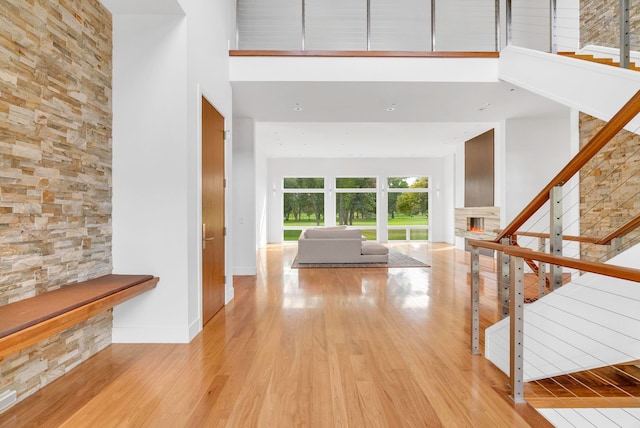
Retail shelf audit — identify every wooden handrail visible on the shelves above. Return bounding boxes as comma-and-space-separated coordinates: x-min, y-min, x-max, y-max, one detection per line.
495, 89, 640, 243
596, 213, 640, 245
495, 230, 600, 244
469, 239, 640, 282
468, 239, 519, 252
503, 247, 640, 282
229, 50, 500, 58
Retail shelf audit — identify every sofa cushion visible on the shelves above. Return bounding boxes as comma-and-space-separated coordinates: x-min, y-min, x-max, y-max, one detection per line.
361, 242, 389, 255
305, 228, 361, 239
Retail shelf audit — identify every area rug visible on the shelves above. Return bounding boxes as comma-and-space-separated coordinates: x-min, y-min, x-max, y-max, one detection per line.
291, 250, 429, 268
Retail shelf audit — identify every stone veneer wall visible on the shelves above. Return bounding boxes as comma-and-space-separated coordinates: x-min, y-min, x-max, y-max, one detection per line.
579, 113, 640, 262
0, 0, 113, 408
581, 0, 640, 50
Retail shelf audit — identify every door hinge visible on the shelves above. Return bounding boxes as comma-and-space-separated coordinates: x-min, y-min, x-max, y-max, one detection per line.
223, 178, 227, 188
224, 130, 231, 141
224, 227, 227, 236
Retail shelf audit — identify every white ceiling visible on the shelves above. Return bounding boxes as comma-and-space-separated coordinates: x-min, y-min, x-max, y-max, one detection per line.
232, 81, 569, 158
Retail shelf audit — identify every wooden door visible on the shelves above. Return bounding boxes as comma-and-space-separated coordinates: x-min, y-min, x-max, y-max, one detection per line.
202, 97, 225, 325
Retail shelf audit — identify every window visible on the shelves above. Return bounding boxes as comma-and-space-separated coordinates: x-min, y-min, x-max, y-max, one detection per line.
279, 175, 431, 242
283, 178, 325, 241
336, 177, 377, 240
387, 177, 429, 241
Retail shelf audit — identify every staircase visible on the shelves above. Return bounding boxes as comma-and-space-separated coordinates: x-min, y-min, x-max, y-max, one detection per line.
558, 52, 640, 71
485, 243, 640, 382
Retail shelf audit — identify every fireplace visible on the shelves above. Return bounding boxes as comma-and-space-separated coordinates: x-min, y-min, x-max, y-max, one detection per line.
467, 217, 484, 233
454, 206, 499, 240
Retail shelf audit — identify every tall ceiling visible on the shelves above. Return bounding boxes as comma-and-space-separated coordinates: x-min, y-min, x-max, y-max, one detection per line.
231, 81, 569, 158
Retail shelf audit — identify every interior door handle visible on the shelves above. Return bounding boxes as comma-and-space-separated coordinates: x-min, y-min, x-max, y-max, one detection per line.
203, 224, 214, 249
202, 223, 215, 240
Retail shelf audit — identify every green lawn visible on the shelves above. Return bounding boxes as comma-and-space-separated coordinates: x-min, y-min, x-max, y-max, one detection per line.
362, 230, 377, 240
284, 230, 303, 241
388, 215, 429, 226
283, 214, 428, 227
388, 229, 407, 240
283, 214, 428, 241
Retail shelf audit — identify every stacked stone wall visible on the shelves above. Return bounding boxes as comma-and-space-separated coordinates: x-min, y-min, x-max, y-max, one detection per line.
581, 0, 640, 50
579, 113, 640, 262
0, 0, 113, 408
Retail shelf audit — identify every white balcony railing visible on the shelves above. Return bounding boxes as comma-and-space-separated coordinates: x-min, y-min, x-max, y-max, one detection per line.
235, 0, 636, 70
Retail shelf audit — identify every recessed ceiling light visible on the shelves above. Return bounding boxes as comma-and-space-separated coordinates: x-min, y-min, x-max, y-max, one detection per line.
386, 103, 397, 112
478, 103, 491, 111
293, 104, 302, 112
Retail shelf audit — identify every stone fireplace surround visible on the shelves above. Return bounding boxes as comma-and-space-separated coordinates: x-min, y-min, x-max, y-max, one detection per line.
455, 206, 501, 241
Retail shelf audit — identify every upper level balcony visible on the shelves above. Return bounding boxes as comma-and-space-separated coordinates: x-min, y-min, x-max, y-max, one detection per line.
233, 0, 638, 66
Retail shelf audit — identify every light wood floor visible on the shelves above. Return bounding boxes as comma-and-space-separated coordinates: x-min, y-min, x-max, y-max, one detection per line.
0, 243, 552, 427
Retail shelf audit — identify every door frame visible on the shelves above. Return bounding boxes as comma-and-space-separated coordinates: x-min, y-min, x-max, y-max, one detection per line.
198, 92, 231, 330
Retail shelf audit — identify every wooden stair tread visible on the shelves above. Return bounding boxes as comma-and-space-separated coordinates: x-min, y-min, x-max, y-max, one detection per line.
526, 365, 640, 408
557, 51, 639, 72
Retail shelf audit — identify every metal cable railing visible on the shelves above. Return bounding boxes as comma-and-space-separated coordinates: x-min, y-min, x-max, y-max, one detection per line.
468, 89, 640, 404
235, 1, 636, 69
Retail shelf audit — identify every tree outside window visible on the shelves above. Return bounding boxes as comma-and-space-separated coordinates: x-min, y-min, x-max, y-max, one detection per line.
388, 177, 429, 241
283, 178, 325, 240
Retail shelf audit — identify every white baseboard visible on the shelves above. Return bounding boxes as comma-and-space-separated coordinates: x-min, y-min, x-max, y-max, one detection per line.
225, 285, 235, 304
112, 325, 191, 343
188, 318, 201, 341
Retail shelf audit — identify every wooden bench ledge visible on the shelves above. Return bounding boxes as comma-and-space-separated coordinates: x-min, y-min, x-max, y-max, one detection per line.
0, 274, 158, 359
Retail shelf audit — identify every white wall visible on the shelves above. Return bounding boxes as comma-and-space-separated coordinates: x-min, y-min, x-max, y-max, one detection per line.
442, 153, 456, 243
110, 0, 233, 343
556, 0, 580, 52
266, 157, 450, 244
183, 0, 234, 338
111, 14, 190, 343
503, 113, 575, 238
506, 0, 579, 53
232, 119, 257, 275
255, 137, 269, 249
509, 0, 552, 52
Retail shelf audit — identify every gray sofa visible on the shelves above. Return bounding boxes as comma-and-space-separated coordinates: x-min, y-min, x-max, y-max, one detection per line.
297, 227, 389, 264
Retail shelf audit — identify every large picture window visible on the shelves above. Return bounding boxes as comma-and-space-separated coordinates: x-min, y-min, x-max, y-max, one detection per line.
283, 178, 325, 241
387, 177, 429, 241
279, 175, 430, 242
335, 177, 377, 240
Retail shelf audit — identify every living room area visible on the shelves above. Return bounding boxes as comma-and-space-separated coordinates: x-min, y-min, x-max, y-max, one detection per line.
231, 105, 574, 275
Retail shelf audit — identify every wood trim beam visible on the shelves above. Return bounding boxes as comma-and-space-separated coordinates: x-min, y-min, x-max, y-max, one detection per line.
502, 248, 640, 282
229, 50, 500, 58
0, 277, 159, 359
468, 239, 516, 252
596, 213, 640, 245
469, 239, 640, 282
498, 230, 600, 244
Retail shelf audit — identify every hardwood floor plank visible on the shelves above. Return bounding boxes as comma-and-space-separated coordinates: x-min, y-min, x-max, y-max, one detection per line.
1, 243, 558, 427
